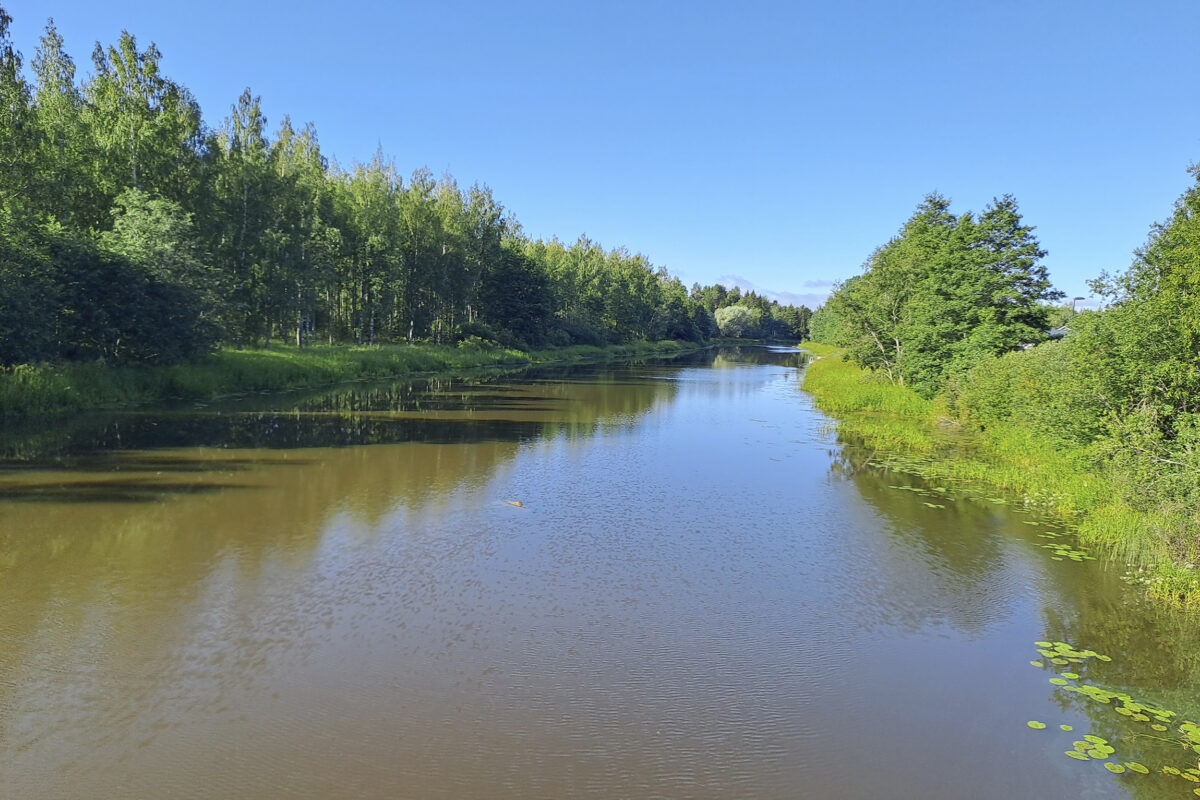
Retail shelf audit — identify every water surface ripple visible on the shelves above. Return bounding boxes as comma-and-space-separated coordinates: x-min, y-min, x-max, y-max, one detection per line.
2, 347, 1196, 799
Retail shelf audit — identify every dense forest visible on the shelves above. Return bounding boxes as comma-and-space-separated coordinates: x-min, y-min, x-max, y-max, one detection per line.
0, 7, 810, 367
810, 177, 1200, 568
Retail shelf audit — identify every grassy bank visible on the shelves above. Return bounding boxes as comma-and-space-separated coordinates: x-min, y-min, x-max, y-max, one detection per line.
0, 339, 696, 417
800, 342, 1200, 607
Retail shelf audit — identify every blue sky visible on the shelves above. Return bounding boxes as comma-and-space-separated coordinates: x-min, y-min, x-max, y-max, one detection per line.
5, 0, 1200, 309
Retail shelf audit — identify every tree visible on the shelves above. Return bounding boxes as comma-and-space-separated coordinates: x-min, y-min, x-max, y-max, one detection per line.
715, 305, 756, 338
475, 243, 553, 346
0, 7, 37, 220
101, 188, 233, 336
827, 193, 1059, 394
83, 31, 203, 211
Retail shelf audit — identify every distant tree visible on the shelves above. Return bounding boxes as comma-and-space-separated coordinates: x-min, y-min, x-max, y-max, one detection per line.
715, 305, 756, 338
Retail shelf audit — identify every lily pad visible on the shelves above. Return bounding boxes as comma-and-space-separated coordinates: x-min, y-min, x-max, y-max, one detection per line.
1030, 660, 1044, 667
1059, 724, 1073, 731
1084, 735, 1108, 745
1105, 763, 1126, 774
1027, 720, 1046, 729
1049, 678, 1070, 686
1065, 751, 1090, 761
1125, 762, 1149, 774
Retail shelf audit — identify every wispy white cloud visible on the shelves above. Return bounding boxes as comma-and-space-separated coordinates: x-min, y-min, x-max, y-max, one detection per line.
713, 274, 833, 308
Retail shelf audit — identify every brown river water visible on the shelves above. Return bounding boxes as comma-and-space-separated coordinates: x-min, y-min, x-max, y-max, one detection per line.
2, 346, 1199, 799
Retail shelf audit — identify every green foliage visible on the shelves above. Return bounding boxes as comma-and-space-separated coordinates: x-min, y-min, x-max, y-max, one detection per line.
715, 305, 757, 338
821, 193, 1059, 395
0, 7, 746, 370
475, 244, 554, 346
801, 343, 1200, 606
0, 339, 695, 416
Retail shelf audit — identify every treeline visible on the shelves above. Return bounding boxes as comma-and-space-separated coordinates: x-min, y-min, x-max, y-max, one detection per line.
0, 8, 809, 367
812, 177, 1200, 567
809, 192, 1060, 394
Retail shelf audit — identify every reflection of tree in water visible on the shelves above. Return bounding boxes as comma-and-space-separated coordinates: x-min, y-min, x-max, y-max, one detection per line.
832, 433, 1200, 796
828, 434, 1021, 638
0, 343, 814, 762
0, 358, 696, 461
0, 352, 701, 718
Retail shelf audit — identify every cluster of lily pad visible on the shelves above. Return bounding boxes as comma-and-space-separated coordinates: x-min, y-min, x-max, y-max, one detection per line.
1038, 541, 1095, 562
1029, 640, 1200, 790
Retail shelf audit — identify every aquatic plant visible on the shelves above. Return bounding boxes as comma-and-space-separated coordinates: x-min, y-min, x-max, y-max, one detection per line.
1026, 639, 1200, 789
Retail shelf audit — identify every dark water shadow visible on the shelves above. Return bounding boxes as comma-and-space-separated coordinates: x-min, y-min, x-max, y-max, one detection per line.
0, 478, 256, 504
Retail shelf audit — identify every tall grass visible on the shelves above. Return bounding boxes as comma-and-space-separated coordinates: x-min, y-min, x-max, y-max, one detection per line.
799, 342, 1200, 607
0, 339, 697, 417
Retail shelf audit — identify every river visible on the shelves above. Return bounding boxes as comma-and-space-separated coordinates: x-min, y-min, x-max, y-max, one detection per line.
2, 346, 1198, 799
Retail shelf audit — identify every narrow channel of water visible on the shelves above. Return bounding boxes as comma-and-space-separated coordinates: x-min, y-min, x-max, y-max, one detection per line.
2, 346, 1198, 799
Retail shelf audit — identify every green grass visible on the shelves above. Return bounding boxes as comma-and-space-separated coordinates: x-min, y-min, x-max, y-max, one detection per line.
799, 342, 1200, 608
0, 339, 697, 417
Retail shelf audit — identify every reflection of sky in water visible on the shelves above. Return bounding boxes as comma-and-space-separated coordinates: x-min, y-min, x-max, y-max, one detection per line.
0, 346, 1190, 799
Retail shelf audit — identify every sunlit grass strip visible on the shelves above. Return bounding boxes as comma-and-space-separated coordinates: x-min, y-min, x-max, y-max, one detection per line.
798, 342, 1200, 608
0, 340, 696, 417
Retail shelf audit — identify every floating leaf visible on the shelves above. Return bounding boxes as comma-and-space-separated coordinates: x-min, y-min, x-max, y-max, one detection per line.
1065, 751, 1090, 761
1105, 763, 1126, 774
1060, 724, 1073, 731
1164, 766, 1182, 775
1152, 724, 1168, 731
1084, 735, 1108, 745
1034, 641, 1052, 647
1125, 762, 1149, 774
1133, 713, 1150, 722
1051, 658, 1070, 665
1027, 721, 1047, 729
1115, 707, 1133, 716
1030, 660, 1044, 668
1062, 672, 1079, 679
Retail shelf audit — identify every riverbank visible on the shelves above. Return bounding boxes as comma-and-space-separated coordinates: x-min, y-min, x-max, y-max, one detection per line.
799, 341, 1200, 607
0, 340, 697, 417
